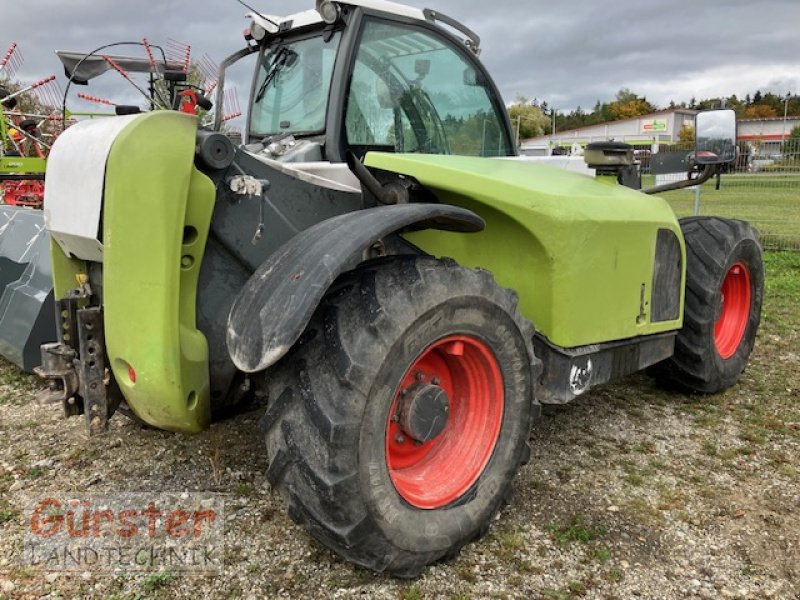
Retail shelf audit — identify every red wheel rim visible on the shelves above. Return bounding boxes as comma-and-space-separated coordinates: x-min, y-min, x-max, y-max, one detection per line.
385, 335, 504, 509
714, 262, 751, 359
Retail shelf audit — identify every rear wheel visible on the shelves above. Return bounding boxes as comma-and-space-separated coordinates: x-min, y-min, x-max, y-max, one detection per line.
260, 256, 540, 576
653, 217, 763, 393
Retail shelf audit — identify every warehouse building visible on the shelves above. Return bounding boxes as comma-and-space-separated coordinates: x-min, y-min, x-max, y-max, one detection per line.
738, 116, 800, 156
521, 110, 800, 157
521, 109, 698, 155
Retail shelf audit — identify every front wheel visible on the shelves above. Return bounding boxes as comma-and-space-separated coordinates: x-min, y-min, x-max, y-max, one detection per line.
259, 256, 540, 577
653, 217, 764, 393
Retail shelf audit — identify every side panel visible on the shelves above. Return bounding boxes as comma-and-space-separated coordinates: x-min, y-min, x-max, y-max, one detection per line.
364, 153, 686, 348
102, 112, 215, 433
43, 114, 141, 262
197, 149, 363, 404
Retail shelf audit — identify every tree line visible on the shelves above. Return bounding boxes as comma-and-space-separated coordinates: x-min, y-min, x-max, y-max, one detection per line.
510, 88, 800, 140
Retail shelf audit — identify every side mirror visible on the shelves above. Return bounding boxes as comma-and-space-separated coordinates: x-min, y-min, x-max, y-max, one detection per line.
414, 59, 431, 79
695, 109, 737, 164
463, 67, 486, 87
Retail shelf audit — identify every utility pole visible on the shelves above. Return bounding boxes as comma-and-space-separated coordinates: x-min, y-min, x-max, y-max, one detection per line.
783, 92, 791, 144
515, 115, 521, 148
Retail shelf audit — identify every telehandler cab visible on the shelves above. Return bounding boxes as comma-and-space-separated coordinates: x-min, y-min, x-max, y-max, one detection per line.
36, 0, 763, 576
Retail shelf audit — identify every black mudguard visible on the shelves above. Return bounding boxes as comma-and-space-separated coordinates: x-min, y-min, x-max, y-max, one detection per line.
226, 203, 484, 373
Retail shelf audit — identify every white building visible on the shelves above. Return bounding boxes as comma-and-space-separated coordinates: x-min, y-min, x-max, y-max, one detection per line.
521, 109, 698, 155
738, 116, 800, 156
521, 110, 800, 157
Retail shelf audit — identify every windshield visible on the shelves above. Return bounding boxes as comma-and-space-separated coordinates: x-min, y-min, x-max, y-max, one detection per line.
250, 31, 342, 137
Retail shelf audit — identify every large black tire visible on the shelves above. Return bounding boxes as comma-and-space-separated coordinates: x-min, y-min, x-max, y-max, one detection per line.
259, 256, 540, 577
653, 217, 763, 393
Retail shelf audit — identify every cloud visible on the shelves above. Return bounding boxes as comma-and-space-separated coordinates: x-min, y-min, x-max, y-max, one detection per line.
2, 0, 797, 124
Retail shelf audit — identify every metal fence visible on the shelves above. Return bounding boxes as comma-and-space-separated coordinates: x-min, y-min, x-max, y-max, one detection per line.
651, 138, 800, 251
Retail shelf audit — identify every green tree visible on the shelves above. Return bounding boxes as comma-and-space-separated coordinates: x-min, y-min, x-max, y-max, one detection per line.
614, 88, 639, 104
743, 104, 777, 119
607, 88, 655, 121
696, 97, 721, 110
507, 96, 548, 142
678, 123, 695, 142
782, 124, 800, 157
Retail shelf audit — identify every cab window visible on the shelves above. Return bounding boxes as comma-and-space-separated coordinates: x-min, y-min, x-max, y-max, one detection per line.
345, 19, 512, 157
251, 32, 342, 136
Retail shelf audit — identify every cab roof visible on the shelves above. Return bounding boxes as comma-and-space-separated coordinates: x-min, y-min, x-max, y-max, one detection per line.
248, 1, 426, 35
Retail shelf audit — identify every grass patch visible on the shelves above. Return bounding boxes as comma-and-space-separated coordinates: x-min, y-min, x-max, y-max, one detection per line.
739, 429, 767, 445
499, 530, 524, 552
139, 572, 173, 593
635, 440, 656, 454
542, 589, 571, 600
605, 568, 624, 583
702, 440, 719, 457
235, 482, 255, 497
401, 585, 423, 600
549, 517, 606, 545
24, 466, 46, 479
652, 174, 800, 247
591, 547, 612, 562
625, 496, 664, 524
0, 507, 18, 524
622, 470, 646, 486
0, 357, 39, 405
657, 488, 687, 511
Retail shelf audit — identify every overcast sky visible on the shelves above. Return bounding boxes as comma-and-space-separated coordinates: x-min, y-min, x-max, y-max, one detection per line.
2, 0, 798, 126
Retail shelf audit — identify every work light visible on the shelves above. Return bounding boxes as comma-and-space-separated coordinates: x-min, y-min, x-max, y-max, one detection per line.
251, 19, 267, 41
317, 1, 340, 24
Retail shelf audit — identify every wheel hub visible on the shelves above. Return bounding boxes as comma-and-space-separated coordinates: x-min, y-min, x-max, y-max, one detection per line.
398, 382, 450, 442
714, 261, 751, 359
385, 334, 505, 509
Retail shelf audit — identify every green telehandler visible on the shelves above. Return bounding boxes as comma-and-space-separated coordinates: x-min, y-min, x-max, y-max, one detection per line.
35, 0, 763, 576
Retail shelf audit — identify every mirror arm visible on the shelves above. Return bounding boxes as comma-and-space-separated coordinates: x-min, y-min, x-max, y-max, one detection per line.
641, 164, 717, 196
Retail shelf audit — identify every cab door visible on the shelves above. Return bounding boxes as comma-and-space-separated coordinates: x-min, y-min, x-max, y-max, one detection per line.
340, 15, 515, 160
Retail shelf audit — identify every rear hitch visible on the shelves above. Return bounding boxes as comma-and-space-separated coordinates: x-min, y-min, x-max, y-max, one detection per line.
35, 343, 79, 407
34, 299, 120, 435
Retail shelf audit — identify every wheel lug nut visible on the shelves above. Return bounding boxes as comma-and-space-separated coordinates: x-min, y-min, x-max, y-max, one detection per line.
400, 388, 409, 396
431, 377, 440, 385
391, 414, 399, 423
415, 372, 424, 381
413, 440, 423, 447
395, 434, 405, 444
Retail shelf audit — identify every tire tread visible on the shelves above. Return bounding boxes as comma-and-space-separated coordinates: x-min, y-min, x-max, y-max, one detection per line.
261, 256, 539, 576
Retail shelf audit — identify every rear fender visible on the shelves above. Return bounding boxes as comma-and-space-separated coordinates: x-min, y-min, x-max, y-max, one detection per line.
226, 203, 484, 373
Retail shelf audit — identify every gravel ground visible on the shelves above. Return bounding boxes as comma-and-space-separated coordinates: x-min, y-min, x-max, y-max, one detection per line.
0, 252, 798, 599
